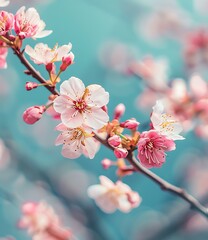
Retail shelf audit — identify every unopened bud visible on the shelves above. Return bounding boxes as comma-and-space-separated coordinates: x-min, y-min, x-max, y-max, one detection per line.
120, 118, 140, 130
113, 103, 125, 120
60, 52, 74, 71
114, 147, 128, 158
101, 158, 112, 169
108, 135, 121, 147
25, 82, 38, 91
23, 105, 45, 124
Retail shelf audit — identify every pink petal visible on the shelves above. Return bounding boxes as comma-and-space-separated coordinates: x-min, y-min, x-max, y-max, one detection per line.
87, 185, 107, 198
84, 137, 98, 159
61, 140, 82, 159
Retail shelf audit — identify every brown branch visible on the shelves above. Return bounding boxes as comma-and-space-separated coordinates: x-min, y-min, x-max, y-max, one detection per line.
12, 47, 59, 96
10, 44, 208, 218
94, 135, 208, 218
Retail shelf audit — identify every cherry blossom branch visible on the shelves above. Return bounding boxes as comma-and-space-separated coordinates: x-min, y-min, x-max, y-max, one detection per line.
94, 134, 208, 218
10, 44, 208, 218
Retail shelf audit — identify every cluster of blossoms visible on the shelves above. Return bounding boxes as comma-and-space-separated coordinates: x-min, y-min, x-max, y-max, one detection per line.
19, 202, 72, 240
0, 0, 189, 235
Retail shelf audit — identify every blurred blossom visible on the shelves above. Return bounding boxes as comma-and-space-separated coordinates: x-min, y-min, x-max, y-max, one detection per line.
0, 139, 10, 169
194, 0, 208, 15
129, 56, 169, 90
99, 41, 137, 73
136, 3, 191, 42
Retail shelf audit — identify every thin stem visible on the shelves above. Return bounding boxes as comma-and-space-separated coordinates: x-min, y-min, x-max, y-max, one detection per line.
11, 44, 208, 218
94, 134, 208, 218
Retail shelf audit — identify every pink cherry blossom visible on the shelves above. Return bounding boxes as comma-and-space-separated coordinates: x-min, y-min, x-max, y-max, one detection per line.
0, 0, 9, 7
19, 202, 60, 234
151, 100, 185, 140
25, 43, 72, 65
25, 82, 38, 91
19, 202, 72, 240
0, 11, 13, 35
88, 175, 141, 213
137, 130, 176, 168
53, 77, 109, 129
55, 123, 99, 159
14, 6, 52, 39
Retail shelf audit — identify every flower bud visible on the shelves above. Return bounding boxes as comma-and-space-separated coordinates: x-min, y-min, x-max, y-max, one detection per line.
108, 135, 121, 147
23, 106, 45, 124
46, 62, 56, 74
120, 118, 140, 130
60, 52, 74, 71
101, 158, 112, 169
114, 147, 128, 158
25, 82, 38, 91
113, 103, 125, 120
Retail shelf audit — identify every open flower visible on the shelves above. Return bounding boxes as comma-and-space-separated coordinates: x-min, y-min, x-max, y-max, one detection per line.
55, 123, 98, 159
0, 0, 9, 7
25, 43, 72, 65
151, 100, 185, 140
0, 11, 14, 35
53, 77, 109, 129
137, 130, 175, 168
88, 175, 141, 213
19, 202, 72, 240
14, 6, 52, 39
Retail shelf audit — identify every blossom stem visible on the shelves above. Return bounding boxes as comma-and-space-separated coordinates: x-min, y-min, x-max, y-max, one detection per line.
93, 134, 208, 218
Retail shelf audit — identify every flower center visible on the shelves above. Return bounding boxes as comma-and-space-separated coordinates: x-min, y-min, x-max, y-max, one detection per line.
71, 128, 84, 141
73, 99, 87, 112
146, 141, 154, 151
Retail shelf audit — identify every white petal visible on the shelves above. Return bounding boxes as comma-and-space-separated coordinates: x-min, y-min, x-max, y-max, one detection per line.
84, 137, 98, 159
84, 108, 109, 129
87, 185, 107, 198
60, 77, 85, 100
61, 109, 83, 128
53, 95, 72, 113
87, 84, 109, 107
99, 176, 114, 188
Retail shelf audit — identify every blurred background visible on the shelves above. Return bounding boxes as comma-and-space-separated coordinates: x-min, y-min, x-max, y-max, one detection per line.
1, 0, 208, 239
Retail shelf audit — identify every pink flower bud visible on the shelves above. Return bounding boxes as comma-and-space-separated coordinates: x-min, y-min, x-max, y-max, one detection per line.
46, 62, 56, 74
60, 52, 74, 71
25, 82, 38, 91
23, 106, 45, 124
101, 158, 112, 169
114, 147, 128, 158
0, 11, 14, 35
108, 135, 121, 147
113, 103, 125, 120
120, 118, 140, 129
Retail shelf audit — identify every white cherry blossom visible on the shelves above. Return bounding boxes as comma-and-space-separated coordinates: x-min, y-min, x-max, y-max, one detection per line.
88, 176, 141, 213
55, 123, 98, 159
151, 100, 185, 140
25, 43, 72, 65
53, 77, 109, 129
